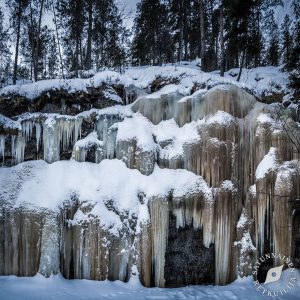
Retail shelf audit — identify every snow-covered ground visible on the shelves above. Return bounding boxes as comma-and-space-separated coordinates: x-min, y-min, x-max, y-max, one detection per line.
0, 271, 299, 300
0, 64, 289, 101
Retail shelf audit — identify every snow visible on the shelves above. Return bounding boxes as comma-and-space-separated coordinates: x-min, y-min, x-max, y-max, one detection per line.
116, 114, 155, 152
222, 66, 288, 97
154, 119, 202, 159
0, 72, 134, 101
74, 132, 103, 150
234, 231, 256, 255
206, 111, 236, 127
0, 113, 21, 130
237, 209, 250, 229
256, 112, 282, 129
275, 161, 297, 193
116, 114, 203, 159
144, 84, 189, 99
220, 180, 237, 192
0, 271, 299, 300
0, 64, 289, 102
1, 159, 211, 235
255, 147, 279, 180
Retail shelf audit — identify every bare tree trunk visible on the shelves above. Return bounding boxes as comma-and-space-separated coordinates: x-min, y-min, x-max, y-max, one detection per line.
237, 50, 245, 82
85, 0, 93, 70
178, 25, 183, 63
13, 0, 22, 85
52, 0, 64, 78
75, 40, 79, 77
183, 0, 188, 61
220, 3, 225, 77
29, 1, 34, 81
199, 0, 206, 71
34, 0, 45, 81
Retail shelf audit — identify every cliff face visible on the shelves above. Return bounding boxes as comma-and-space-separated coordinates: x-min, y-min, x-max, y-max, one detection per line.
0, 84, 299, 287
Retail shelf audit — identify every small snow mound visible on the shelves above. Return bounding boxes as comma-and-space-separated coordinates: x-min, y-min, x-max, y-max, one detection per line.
206, 111, 236, 127
255, 147, 278, 180
74, 132, 103, 150
234, 231, 256, 254
220, 180, 237, 192
116, 114, 155, 152
237, 209, 251, 230
0, 113, 21, 130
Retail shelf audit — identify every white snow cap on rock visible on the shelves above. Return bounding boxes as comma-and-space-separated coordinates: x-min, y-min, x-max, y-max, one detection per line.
255, 147, 278, 180
4, 159, 212, 235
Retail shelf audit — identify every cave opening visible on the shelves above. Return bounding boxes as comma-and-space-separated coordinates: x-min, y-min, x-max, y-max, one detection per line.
164, 213, 215, 287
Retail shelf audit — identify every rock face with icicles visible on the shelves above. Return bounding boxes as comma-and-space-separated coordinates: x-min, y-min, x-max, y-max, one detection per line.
0, 84, 299, 288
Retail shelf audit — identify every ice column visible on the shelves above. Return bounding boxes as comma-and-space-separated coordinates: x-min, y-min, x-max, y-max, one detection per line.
149, 197, 169, 287
0, 135, 5, 161
39, 214, 60, 277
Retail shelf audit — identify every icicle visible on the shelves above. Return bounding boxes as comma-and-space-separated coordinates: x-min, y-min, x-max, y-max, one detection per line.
74, 118, 83, 142
149, 196, 169, 287
11, 135, 26, 164
38, 214, 60, 277
106, 125, 118, 159
35, 122, 42, 152
96, 114, 122, 141
43, 116, 83, 163
43, 117, 60, 163
21, 120, 34, 142
0, 135, 5, 162
73, 146, 86, 162
214, 187, 237, 285
72, 132, 104, 163
172, 194, 214, 248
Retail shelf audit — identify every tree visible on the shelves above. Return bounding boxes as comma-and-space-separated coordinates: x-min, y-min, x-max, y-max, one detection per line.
198, 0, 206, 70
47, 34, 59, 78
219, 1, 225, 76
93, 0, 129, 70
132, 0, 173, 66
264, 10, 279, 66
56, 0, 85, 77
281, 14, 293, 71
9, 0, 29, 84
222, 0, 254, 80
51, 0, 64, 78
287, 1, 300, 104
85, 0, 93, 70
0, 8, 11, 87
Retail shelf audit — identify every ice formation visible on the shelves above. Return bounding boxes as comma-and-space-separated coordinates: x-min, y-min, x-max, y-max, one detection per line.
72, 132, 103, 163
0, 82, 299, 288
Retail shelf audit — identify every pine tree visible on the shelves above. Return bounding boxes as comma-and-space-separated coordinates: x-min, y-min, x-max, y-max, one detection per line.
265, 10, 279, 66
8, 0, 30, 84
132, 0, 173, 66
56, 0, 85, 77
0, 8, 11, 87
167, 0, 193, 63
246, 0, 263, 67
93, 0, 129, 70
287, 1, 300, 101
223, 0, 254, 77
47, 34, 59, 78
281, 14, 293, 71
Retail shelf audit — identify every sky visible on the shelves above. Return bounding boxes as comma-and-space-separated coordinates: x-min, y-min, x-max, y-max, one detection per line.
0, 0, 141, 30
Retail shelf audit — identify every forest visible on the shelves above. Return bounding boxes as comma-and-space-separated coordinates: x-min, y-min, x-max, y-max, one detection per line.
0, 0, 299, 92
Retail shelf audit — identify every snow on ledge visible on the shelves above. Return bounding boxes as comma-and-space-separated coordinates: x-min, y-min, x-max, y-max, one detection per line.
1, 159, 212, 235
0, 65, 288, 101
255, 147, 278, 180
206, 111, 236, 127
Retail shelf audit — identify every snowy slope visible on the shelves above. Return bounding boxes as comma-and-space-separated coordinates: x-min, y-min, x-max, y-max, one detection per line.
0, 64, 289, 101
